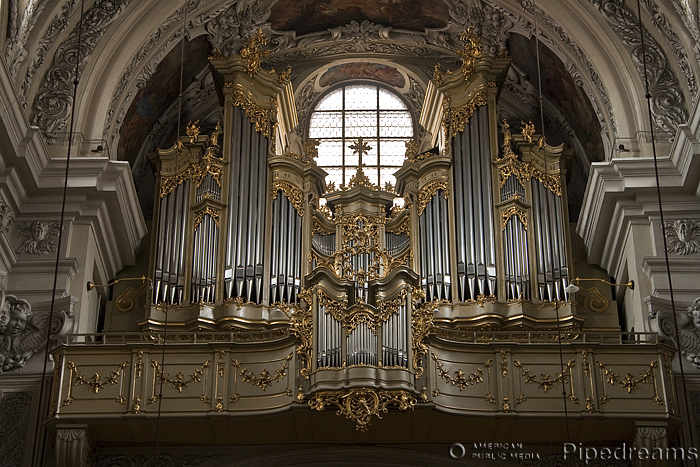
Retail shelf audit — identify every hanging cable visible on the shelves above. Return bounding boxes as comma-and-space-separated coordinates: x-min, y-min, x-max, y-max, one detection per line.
532, 0, 571, 443
635, 1, 696, 462
31, 1, 86, 466
153, 2, 189, 463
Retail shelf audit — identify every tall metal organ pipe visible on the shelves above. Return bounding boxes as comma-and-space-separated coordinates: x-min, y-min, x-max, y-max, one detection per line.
451, 106, 497, 301
270, 191, 302, 303
224, 106, 268, 303
153, 180, 190, 305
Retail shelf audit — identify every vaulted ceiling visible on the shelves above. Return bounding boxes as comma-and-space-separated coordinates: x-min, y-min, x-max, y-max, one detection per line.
5, 0, 698, 221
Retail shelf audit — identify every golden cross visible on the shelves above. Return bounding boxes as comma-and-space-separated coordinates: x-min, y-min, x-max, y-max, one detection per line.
349, 137, 372, 167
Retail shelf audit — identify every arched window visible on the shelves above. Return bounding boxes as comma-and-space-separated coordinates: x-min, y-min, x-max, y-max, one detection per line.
308, 84, 413, 189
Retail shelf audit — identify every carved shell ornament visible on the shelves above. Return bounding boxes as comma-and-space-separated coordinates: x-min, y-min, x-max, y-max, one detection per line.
664, 219, 700, 255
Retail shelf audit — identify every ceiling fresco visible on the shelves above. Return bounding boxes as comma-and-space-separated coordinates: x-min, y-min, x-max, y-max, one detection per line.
117, 36, 211, 165
507, 34, 605, 163
319, 63, 406, 88
268, 0, 451, 35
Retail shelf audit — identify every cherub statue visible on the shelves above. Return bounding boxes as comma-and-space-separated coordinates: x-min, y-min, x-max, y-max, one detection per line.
0, 293, 42, 372
675, 297, 700, 369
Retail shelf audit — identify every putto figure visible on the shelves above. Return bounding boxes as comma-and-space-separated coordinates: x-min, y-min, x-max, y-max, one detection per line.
0, 293, 42, 372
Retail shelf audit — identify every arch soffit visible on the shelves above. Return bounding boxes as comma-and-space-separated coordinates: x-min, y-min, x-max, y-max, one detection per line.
19, 0, 694, 160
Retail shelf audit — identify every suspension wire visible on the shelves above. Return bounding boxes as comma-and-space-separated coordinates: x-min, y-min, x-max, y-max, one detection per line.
532, 0, 571, 443
152, 306, 170, 463
635, 1, 695, 461
31, 1, 86, 466
153, 2, 188, 462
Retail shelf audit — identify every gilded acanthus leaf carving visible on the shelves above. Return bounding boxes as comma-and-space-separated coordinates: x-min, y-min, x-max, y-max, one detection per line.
417, 181, 448, 216
308, 388, 416, 431
272, 181, 304, 216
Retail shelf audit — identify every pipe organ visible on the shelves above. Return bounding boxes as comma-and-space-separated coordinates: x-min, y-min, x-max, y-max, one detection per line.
143, 32, 580, 406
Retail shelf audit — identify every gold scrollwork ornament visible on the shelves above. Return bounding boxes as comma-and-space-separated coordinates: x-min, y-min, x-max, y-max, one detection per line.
308, 388, 416, 431
417, 181, 449, 216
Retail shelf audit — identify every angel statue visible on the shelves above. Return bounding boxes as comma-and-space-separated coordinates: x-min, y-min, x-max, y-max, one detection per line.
0, 292, 48, 372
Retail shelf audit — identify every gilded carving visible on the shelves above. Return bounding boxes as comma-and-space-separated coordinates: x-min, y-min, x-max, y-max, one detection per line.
155, 360, 211, 395
229, 88, 275, 138
431, 353, 485, 390
412, 296, 437, 378
65, 361, 129, 405
496, 152, 562, 197
317, 289, 346, 323
457, 26, 484, 79
576, 283, 609, 312
344, 166, 378, 191
186, 120, 200, 143
115, 281, 148, 313
521, 120, 535, 142
160, 151, 223, 198
501, 206, 527, 231
231, 353, 292, 390
432, 63, 445, 86
304, 138, 320, 160
404, 139, 419, 161
289, 299, 313, 379
278, 65, 292, 85
239, 28, 270, 76
595, 360, 662, 405
417, 181, 449, 216
377, 289, 407, 324
449, 89, 488, 134
272, 181, 304, 216
308, 388, 416, 431
194, 206, 221, 229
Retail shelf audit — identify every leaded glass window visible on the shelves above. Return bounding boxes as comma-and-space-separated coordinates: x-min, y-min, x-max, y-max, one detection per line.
308, 84, 413, 189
